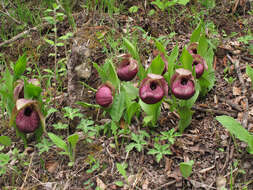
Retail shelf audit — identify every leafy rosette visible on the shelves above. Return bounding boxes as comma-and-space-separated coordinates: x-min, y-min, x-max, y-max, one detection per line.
117, 54, 138, 81
171, 69, 195, 100
139, 74, 168, 104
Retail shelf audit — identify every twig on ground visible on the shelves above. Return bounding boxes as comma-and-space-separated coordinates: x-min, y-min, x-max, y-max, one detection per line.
227, 54, 249, 129
20, 153, 34, 190
189, 179, 216, 189
0, 23, 48, 47
232, 0, 240, 14
219, 97, 242, 112
0, 0, 22, 24
192, 105, 237, 117
154, 180, 176, 190
221, 137, 231, 173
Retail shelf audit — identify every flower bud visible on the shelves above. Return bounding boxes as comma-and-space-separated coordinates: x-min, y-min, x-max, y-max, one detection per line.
13, 79, 40, 101
171, 69, 195, 100
192, 54, 208, 78
153, 50, 168, 75
117, 54, 138, 81
139, 74, 168, 104
187, 42, 198, 55
96, 83, 114, 107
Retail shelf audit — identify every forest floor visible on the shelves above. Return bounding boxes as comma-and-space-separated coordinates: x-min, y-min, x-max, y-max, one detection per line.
0, 1, 253, 190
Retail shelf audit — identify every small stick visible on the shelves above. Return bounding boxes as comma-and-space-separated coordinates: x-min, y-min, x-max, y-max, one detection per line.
219, 97, 242, 112
0, 23, 48, 47
227, 54, 249, 129
0, 0, 22, 24
154, 180, 176, 190
192, 105, 237, 117
20, 153, 34, 190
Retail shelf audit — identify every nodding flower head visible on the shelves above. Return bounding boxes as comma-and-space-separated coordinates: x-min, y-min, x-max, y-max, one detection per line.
117, 54, 138, 81
192, 54, 208, 78
15, 99, 41, 133
187, 42, 198, 55
95, 82, 114, 107
171, 69, 195, 100
13, 79, 40, 101
139, 74, 168, 104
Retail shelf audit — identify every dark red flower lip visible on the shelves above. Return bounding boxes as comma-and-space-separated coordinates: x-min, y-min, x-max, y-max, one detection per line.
170, 69, 195, 100
139, 74, 168, 104
14, 99, 44, 133
16, 105, 40, 133
95, 83, 114, 107
117, 54, 138, 81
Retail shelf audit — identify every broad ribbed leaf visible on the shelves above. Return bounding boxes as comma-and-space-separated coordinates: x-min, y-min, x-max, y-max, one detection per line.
109, 92, 125, 122
216, 115, 253, 153
48, 133, 68, 152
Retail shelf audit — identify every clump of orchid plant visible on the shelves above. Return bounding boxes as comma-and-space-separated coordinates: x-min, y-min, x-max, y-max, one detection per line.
0, 53, 46, 146
82, 25, 214, 134
11, 78, 45, 146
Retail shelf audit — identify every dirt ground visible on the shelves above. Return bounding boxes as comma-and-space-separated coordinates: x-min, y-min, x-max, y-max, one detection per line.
0, 1, 253, 189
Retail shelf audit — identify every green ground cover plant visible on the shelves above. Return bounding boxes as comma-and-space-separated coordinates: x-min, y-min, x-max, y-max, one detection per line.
0, 0, 252, 189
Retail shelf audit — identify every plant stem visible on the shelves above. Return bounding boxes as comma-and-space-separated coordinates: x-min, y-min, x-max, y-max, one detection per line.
79, 81, 97, 92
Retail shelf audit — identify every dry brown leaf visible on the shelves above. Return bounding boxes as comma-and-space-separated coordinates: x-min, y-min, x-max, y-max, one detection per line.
198, 165, 215, 174
216, 176, 226, 190
190, 144, 205, 154
232, 86, 241, 96
167, 167, 182, 182
96, 177, 107, 190
45, 161, 58, 173
165, 157, 172, 173
240, 99, 247, 110
249, 107, 253, 116
237, 112, 244, 121
142, 178, 150, 190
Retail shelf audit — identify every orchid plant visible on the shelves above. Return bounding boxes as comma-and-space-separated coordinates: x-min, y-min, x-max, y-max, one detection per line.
0, 53, 45, 147
80, 22, 214, 134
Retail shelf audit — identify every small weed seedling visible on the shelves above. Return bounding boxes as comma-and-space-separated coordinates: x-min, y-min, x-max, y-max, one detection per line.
86, 155, 100, 174
180, 160, 194, 178
116, 162, 129, 186
148, 143, 172, 163
77, 118, 102, 143
35, 137, 53, 155
125, 131, 150, 153
48, 132, 79, 166
0, 136, 12, 176
246, 64, 253, 88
